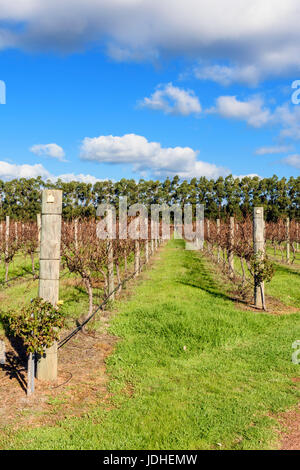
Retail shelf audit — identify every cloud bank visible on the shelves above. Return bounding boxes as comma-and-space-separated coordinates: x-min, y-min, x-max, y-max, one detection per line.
0, 161, 103, 184
80, 133, 229, 179
1, 1, 300, 83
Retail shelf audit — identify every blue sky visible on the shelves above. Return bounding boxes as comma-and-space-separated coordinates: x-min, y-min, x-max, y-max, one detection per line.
0, 1, 300, 183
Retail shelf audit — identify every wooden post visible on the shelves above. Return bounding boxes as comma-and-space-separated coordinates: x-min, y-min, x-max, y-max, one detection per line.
106, 210, 115, 299
107, 240, 115, 300
15, 221, 18, 243
74, 218, 78, 250
228, 217, 235, 278
253, 207, 265, 309
134, 240, 140, 277
217, 218, 221, 263
36, 190, 62, 382
286, 217, 290, 264
5, 215, 9, 257
206, 219, 210, 253
5, 216, 9, 282
145, 239, 149, 264
144, 216, 149, 264
37, 213, 41, 254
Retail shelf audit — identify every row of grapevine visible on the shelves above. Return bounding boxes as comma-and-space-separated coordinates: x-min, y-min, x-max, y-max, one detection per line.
202, 213, 299, 310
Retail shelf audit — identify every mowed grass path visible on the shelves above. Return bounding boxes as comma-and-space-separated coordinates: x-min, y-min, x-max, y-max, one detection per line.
2, 239, 300, 450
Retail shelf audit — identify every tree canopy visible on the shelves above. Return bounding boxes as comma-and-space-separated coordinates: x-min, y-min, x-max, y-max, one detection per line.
0, 175, 298, 221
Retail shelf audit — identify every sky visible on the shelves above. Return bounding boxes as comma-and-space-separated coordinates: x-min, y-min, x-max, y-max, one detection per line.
0, 0, 300, 183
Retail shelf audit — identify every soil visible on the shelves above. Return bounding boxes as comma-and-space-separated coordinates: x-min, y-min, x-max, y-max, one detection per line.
0, 309, 118, 432
278, 400, 300, 450
0, 248, 161, 436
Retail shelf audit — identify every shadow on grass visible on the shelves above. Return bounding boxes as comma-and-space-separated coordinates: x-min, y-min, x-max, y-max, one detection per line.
178, 251, 238, 304
274, 263, 300, 278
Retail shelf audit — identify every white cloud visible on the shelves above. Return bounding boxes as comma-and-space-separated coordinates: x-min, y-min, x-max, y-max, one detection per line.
209, 95, 272, 128
140, 83, 201, 116
194, 64, 261, 87
281, 154, 300, 169
274, 104, 300, 141
255, 145, 293, 155
30, 143, 66, 161
80, 133, 229, 179
54, 173, 104, 184
234, 173, 260, 179
0, 161, 51, 180
0, 160, 105, 183
1, 1, 300, 82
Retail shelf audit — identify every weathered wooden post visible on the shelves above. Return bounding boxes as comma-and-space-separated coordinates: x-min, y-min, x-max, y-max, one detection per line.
144, 216, 149, 263
5, 216, 9, 282
228, 217, 235, 278
145, 239, 149, 264
107, 241, 115, 299
36, 190, 62, 382
217, 218, 221, 263
253, 207, 265, 309
286, 217, 290, 264
206, 219, 210, 252
37, 213, 41, 254
15, 221, 18, 243
74, 218, 78, 250
134, 240, 140, 277
106, 209, 115, 299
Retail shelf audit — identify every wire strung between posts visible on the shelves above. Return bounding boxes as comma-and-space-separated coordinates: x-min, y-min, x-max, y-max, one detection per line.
0, 271, 38, 287
58, 257, 149, 350
0, 265, 71, 288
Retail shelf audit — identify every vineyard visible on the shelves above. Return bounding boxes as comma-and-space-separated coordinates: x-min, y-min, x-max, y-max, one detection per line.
0, 190, 299, 450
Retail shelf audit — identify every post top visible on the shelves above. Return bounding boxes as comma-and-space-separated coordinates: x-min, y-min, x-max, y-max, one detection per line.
41, 190, 62, 215
254, 207, 264, 215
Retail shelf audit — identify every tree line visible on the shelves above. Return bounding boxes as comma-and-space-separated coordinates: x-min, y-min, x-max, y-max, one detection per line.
0, 174, 299, 221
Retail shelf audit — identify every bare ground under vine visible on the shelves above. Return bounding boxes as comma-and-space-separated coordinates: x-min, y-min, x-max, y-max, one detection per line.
0, 310, 118, 432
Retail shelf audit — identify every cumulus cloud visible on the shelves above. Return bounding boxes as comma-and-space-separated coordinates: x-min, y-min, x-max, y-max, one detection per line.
1, 1, 300, 82
30, 143, 66, 161
80, 133, 229, 179
0, 160, 104, 183
255, 145, 293, 155
0, 161, 51, 180
274, 104, 300, 141
281, 154, 300, 169
54, 173, 104, 184
194, 64, 261, 87
208, 95, 272, 128
140, 83, 201, 116
234, 173, 260, 179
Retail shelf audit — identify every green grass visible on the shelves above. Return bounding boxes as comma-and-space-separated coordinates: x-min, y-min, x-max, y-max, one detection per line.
213, 244, 300, 308
0, 252, 39, 283
0, 250, 137, 336
1, 239, 299, 450
266, 243, 300, 265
